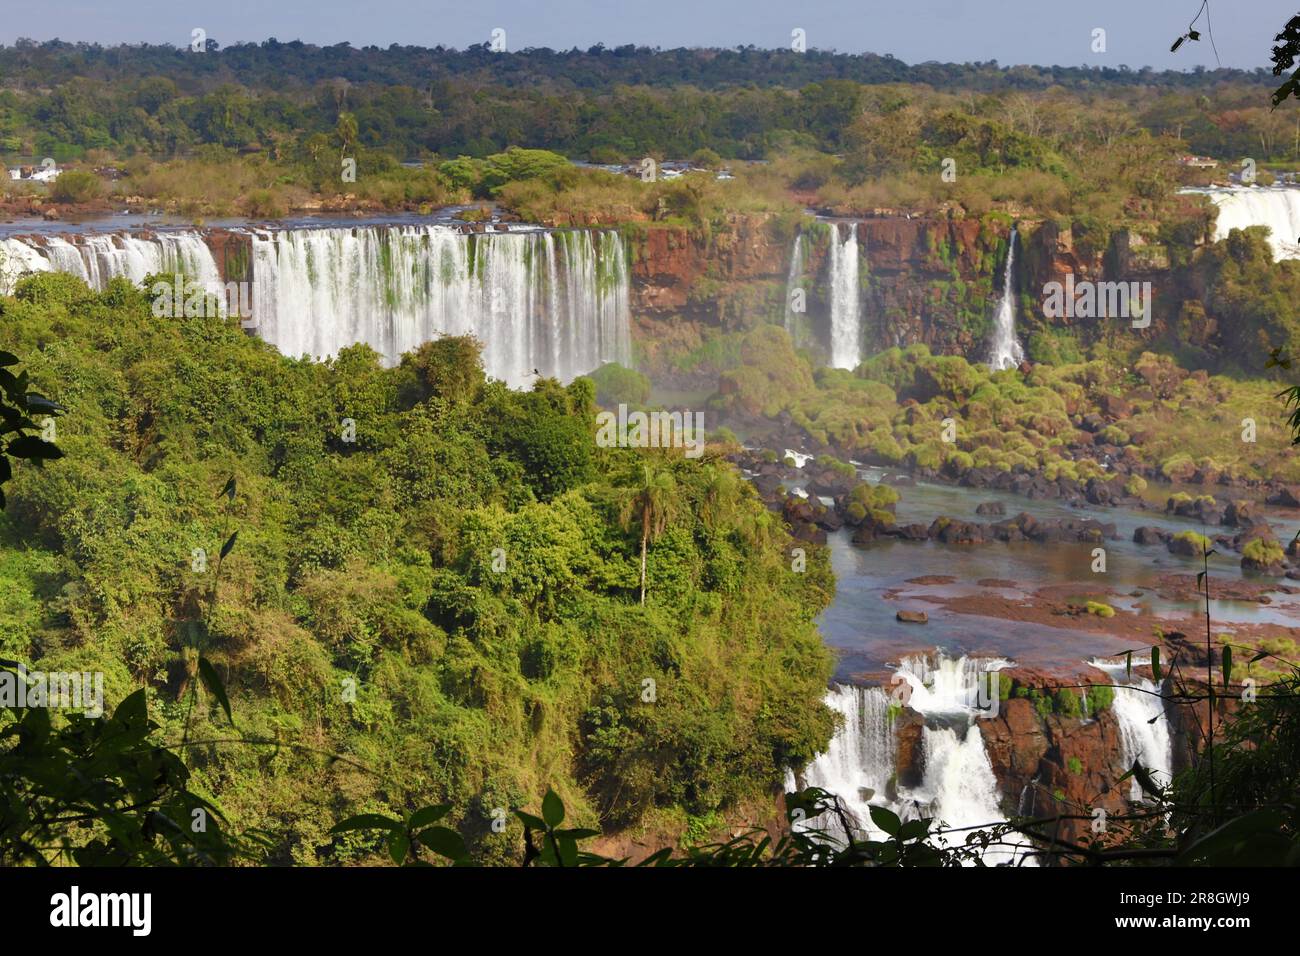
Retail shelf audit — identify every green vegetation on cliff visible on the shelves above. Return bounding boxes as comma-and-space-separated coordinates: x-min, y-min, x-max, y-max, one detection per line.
711, 332, 1300, 486
0, 271, 835, 864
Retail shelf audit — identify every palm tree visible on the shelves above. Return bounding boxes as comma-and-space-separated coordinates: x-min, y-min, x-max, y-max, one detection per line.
619, 463, 680, 605
334, 112, 359, 163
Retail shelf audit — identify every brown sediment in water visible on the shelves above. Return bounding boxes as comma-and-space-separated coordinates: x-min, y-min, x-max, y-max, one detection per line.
1151, 572, 1296, 603
903, 575, 955, 585
916, 586, 1300, 648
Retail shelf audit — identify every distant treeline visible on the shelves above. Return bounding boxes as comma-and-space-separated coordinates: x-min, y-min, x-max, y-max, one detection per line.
0, 38, 1277, 92
0, 39, 1284, 163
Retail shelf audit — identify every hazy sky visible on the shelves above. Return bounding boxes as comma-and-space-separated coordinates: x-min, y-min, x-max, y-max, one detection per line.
1, 0, 1294, 71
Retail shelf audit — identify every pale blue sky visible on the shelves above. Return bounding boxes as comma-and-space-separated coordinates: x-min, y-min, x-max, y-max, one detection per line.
2, 0, 1293, 70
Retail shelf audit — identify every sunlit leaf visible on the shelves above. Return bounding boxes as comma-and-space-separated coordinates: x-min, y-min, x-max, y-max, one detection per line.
869, 804, 901, 837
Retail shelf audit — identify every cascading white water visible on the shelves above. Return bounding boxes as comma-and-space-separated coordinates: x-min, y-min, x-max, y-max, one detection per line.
827, 222, 861, 370
2, 225, 632, 387
793, 651, 1032, 865
1198, 185, 1300, 260
793, 684, 896, 838
249, 225, 631, 385
895, 651, 1009, 715
0, 238, 52, 293
783, 232, 806, 340
912, 723, 1011, 856
0, 232, 221, 295
1088, 657, 1172, 801
987, 229, 1024, 371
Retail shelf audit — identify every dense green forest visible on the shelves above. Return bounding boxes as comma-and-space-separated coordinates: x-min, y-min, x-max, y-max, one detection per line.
0, 39, 1288, 164
3, 27, 1300, 870
0, 271, 835, 863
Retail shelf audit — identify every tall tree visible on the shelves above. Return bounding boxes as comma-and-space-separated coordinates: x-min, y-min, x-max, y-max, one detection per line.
619, 462, 680, 604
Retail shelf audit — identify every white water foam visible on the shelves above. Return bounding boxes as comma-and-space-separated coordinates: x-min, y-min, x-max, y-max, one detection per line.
793, 651, 1033, 865
1196, 185, 1300, 260
1087, 656, 1172, 801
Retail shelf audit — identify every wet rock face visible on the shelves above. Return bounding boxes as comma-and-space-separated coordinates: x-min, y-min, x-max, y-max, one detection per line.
628, 212, 1188, 376
629, 215, 1004, 353
886, 676, 1137, 851
630, 215, 788, 316
893, 709, 926, 791
206, 229, 254, 283
978, 697, 1129, 846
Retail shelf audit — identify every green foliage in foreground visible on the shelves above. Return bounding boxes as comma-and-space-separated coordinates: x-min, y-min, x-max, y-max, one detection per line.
339, 647, 1300, 867
0, 271, 835, 864
0, 349, 64, 510
0, 685, 259, 866
9, 645, 1296, 866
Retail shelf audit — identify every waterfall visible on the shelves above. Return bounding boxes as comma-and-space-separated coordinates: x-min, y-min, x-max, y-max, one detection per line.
793, 684, 897, 837
0, 232, 221, 295
1, 224, 632, 387
987, 229, 1024, 371
895, 651, 1009, 715
1199, 185, 1300, 260
251, 225, 630, 385
783, 233, 806, 341
793, 651, 1032, 865
0, 238, 52, 293
913, 723, 1010, 855
1088, 657, 1172, 801
827, 222, 861, 370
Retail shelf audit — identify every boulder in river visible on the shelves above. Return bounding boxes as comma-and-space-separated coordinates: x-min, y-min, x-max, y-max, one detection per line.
1133, 526, 1169, 546
1266, 485, 1300, 508
883, 523, 929, 541
1223, 499, 1262, 528
1167, 531, 1212, 557
928, 517, 987, 545
975, 501, 1005, 516
895, 609, 929, 624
